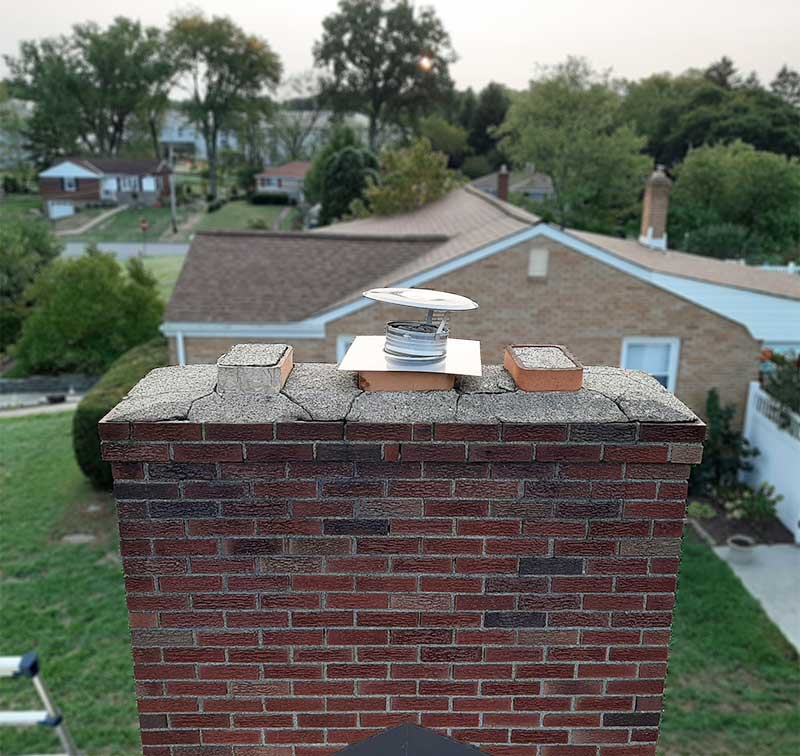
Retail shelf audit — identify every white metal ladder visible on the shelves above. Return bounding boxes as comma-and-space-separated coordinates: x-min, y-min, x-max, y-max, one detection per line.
0, 653, 79, 755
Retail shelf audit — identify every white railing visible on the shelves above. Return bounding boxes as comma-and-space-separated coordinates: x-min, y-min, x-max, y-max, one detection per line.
743, 382, 800, 543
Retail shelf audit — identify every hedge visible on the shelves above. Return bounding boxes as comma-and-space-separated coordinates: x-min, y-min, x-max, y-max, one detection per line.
73, 337, 168, 489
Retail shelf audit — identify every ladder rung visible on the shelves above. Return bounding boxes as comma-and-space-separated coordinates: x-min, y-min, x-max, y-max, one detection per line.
0, 656, 25, 678
0, 710, 50, 727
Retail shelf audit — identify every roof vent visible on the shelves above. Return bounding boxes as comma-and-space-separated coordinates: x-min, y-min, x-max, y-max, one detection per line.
338, 287, 481, 391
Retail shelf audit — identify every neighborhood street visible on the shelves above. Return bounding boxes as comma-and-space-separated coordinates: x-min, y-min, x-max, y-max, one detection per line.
62, 241, 190, 259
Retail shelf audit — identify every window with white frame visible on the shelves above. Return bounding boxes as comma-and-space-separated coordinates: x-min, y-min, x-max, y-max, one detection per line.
63, 177, 77, 192
336, 335, 357, 362
621, 337, 680, 392
120, 175, 139, 191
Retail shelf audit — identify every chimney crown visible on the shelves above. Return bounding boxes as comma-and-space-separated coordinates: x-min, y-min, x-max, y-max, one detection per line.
639, 164, 672, 251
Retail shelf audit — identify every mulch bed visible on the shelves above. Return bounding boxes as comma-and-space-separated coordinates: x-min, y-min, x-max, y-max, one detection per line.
691, 498, 794, 546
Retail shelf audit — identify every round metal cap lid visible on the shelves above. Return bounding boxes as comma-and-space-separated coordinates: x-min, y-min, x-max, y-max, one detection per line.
363, 287, 479, 311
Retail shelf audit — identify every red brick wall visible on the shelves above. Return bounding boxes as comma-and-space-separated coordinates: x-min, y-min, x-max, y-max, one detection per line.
103, 417, 704, 756
39, 176, 101, 202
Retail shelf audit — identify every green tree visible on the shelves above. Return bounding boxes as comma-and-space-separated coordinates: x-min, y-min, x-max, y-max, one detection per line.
0, 218, 61, 351
320, 145, 379, 224
420, 115, 469, 168
168, 12, 282, 199
304, 125, 362, 205
622, 67, 800, 165
669, 141, 800, 263
313, 0, 456, 149
771, 65, 800, 108
500, 57, 650, 232
469, 82, 510, 160
15, 249, 163, 375
5, 18, 174, 164
354, 138, 461, 216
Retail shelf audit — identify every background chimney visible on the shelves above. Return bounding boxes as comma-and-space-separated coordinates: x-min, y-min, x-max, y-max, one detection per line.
497, 164, 509, 202
639, 165, 672, 251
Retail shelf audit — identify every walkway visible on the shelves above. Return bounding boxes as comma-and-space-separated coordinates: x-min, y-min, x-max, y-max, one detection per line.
55, 204, 128, 236
273, 206, 292, 230
62, 242, 190, 259
0, 400, 81, 418
714, 543, 800, 653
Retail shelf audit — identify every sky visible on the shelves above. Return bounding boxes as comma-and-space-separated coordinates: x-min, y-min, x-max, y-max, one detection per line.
2, 0, 798, 89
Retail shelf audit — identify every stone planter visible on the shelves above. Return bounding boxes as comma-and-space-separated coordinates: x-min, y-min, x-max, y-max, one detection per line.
727, 534, 757, 563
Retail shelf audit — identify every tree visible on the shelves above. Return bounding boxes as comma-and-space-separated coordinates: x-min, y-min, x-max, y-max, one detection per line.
500, 57, 650, 232
0, 218, 61, 351
354, 138, 461, 216
0, 83, 30, 176
772, 65, 800, 108
704, 56, 741, 89
304, 125, 362, 205
269, 71, 329, 162
313, 0, 456, 149
420, 115, 469, 168
168, 12, 282, 199
621, 66, 800, 165
469, 82, 510, 160
669, 141, 800, 263
15, 249, 163, 375
5, 18, 174, 164
320, 145, 379, 224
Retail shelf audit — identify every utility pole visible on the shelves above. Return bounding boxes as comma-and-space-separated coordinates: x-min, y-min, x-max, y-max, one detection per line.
169, 145, 178, 234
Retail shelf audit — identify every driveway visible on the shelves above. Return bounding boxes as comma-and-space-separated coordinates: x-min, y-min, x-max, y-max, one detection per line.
63, 242, 190, 259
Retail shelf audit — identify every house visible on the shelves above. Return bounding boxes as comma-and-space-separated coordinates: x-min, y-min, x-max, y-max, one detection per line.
163, 167, 800, 419
254, 161, 312, 202
158, 107, 239, 160
38, 157, 170, 219
472, 165, 554, 203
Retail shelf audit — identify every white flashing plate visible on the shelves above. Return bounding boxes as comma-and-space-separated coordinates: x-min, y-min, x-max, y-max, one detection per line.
338, 336, 482, 376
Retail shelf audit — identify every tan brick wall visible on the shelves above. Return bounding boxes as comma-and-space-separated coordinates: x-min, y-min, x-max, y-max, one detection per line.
173, 241, 759, 418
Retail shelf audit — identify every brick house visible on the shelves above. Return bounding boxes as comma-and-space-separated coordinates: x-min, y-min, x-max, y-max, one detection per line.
39, 157, 170, 219
254, 161, 312, 202
163, 169, 800, 419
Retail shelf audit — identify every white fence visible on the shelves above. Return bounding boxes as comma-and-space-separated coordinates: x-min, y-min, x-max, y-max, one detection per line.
742, 381, 800, 543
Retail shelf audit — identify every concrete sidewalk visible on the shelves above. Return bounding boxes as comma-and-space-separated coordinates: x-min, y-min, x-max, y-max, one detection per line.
63, 241, 190, 259
714, 543, 800, 653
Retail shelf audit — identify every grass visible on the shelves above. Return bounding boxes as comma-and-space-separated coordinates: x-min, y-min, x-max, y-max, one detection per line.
0, 413, 797, 755
0, 412, 139, 755
141, 256, 185, 302
658, 528, 799, 755
195, 200, 284, 233
70, 206, 194, 244
0, 194, 43, 221
53, 206, 114, 232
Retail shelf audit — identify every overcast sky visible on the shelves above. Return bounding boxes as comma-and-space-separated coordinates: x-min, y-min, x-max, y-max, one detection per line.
2, 0, 798, 89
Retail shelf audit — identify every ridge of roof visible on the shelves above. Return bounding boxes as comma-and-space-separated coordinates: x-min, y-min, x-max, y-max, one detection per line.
195, 229, 449, 244
565, 227, 800, 301
462, 183, 542, 226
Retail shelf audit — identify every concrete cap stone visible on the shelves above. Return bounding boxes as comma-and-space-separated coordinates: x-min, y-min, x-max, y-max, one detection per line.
216, 344, 292, 396
101, 349, 699, 425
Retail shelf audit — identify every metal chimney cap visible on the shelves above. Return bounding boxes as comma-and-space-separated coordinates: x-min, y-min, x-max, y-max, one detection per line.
363, 287, 479, 312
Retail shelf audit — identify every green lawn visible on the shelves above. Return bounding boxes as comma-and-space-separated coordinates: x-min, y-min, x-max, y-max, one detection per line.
0, 194, 43, 221
69, 206, 194, 244
195, 199, 284, 232
141, 255, 185, 302
53, 206, 113, 232
0, 412, 797, 755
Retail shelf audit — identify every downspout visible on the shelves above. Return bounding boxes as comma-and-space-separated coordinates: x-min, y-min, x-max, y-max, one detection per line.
176, 331, 187, 366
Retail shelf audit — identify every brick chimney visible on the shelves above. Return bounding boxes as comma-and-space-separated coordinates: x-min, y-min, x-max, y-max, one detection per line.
639, 166, 672, 251
497, 165, 510, 202
102, 348, 704, 755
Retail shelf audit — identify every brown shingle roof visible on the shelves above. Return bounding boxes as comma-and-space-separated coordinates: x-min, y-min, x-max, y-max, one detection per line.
257, 161, 312, 179
165, 231, 445, 323
568, 229, 800, 301
69, 157, 168, 175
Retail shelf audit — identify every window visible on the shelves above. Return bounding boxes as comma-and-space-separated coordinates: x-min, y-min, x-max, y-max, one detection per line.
63, 177, 77, 192
120, 175, 139, 191
337, 335, 357, 362
527, 246, 549, 278
621, 337, 680, 392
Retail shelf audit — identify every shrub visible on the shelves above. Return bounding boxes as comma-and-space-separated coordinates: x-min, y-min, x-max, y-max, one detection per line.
722, 483, 782, 530
73, 337, 168, 489
248, 192, 291, 205
687, 500, 716, 520
15, 248, 163, 375
689, 388, 758, 495
0, 217, 61, 351
762, 351, 800, 425
207, 198, 227, 213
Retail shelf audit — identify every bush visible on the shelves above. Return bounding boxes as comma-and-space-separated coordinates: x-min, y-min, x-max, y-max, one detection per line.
73, 337, 168, 489
248, 192, 291, 205
460, 154, 492, 179
762, 351, 800, 425
15, 248, 163, 375
0, 218, 61, 351
687, 500, 716, 520
722, 483, 782, 530
207, 197, 228, 213
689, 388, 758, 495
